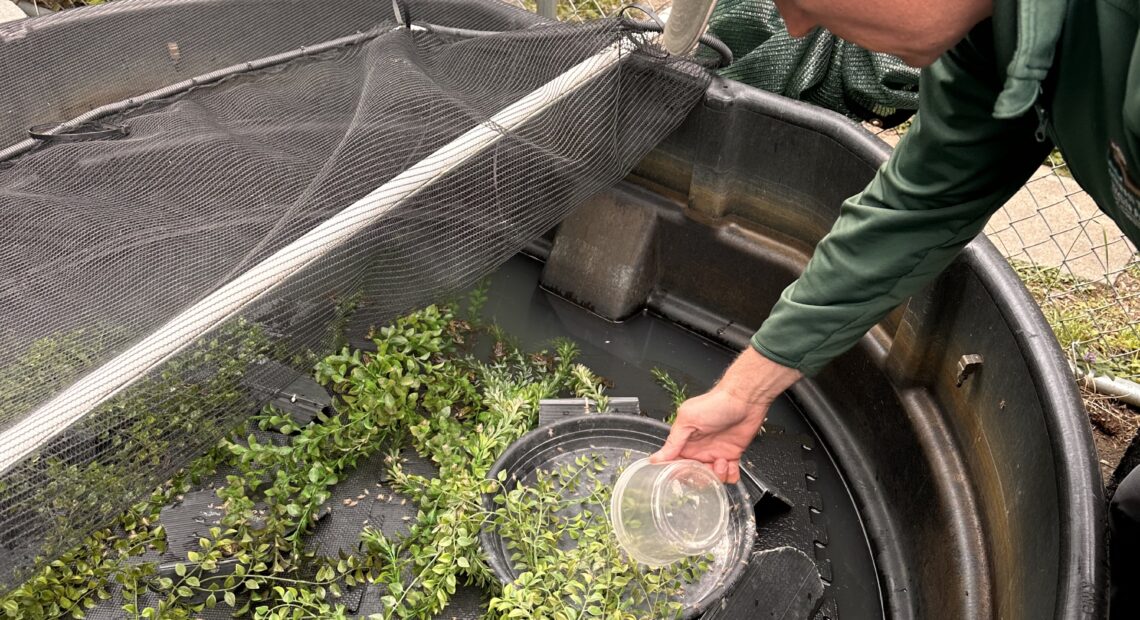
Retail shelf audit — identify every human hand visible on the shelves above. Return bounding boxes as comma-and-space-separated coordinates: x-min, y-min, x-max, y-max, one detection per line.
650, 347, 802, 483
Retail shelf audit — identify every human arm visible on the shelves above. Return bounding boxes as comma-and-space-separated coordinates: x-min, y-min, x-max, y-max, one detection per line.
655, 22, 1054, 480
649, 347, 801, 484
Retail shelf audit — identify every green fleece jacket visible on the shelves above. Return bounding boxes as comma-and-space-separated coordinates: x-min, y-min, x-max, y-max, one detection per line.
752, 0, 1140, 375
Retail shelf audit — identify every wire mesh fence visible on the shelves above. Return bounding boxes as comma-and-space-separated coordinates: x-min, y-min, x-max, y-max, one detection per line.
988, 163, 1140, 382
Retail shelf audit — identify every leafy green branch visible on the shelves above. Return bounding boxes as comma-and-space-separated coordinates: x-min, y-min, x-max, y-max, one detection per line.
5, 300, 710, 619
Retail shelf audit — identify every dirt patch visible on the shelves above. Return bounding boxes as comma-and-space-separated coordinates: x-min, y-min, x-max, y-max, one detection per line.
1083, 385, 1140, 486
1093, 428, 1130, 486
1012, 261, 1140, 381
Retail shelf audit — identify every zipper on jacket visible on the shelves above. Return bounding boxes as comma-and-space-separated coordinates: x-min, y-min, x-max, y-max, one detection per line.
1034, 84, 1051, 143
1034, 102, 1049, 143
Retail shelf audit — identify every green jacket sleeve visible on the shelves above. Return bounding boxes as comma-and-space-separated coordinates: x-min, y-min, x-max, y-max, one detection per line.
751, 27, 1054, 376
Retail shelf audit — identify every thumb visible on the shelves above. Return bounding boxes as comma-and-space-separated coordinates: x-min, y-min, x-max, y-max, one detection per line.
649, 425, 694, 464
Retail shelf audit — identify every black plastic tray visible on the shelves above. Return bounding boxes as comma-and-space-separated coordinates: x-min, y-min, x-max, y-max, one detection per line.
480, 414, 756, 619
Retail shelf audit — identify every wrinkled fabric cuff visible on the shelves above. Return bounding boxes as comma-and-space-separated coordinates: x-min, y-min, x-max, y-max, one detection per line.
749, 330, 824, 377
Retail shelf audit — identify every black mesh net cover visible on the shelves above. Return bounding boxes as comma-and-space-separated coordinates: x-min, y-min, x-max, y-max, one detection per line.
0, 3, 711, 591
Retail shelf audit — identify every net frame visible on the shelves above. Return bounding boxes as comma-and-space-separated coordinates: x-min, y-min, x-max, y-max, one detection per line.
0, 0, 714, 591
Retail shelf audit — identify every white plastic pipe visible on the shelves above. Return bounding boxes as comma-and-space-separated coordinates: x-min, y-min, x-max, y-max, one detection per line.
0, 37, 632, 473
1072, 363, 1140, 408
660, 0, 716, 56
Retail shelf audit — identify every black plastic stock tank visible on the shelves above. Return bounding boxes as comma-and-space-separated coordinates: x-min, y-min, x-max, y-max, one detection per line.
0, 0, 1105, 618
539, 76, 1107, 618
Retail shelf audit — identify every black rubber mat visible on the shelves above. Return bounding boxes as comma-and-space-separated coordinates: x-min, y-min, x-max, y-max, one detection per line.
308, 448, 391, 559
703, 546, 824, 620
740, 424, 837, 620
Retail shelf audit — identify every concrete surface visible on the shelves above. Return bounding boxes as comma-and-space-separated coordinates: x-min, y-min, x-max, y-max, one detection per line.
0, 0, 26, 23
985, 165, 1136, 283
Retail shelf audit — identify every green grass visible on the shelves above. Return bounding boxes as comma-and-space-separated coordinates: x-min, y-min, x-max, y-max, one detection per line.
1013, 260, 1140, 381
1044, 148, 1074, 177
514, 0, 626, 21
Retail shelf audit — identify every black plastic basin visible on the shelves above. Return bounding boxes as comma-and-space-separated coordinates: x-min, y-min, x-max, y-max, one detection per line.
539, 78, 1106, 618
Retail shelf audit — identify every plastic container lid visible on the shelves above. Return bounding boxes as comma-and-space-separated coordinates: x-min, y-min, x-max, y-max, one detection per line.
610, 457, 730, 566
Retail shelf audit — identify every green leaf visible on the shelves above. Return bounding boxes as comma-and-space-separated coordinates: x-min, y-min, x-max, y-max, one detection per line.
224, 591, 237, 607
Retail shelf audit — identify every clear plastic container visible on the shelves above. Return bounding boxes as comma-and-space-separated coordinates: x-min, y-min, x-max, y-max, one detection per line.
609, 457, 729, 567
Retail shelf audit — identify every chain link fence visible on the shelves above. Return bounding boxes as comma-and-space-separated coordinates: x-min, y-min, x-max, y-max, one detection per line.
988, 163, 1140, 382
